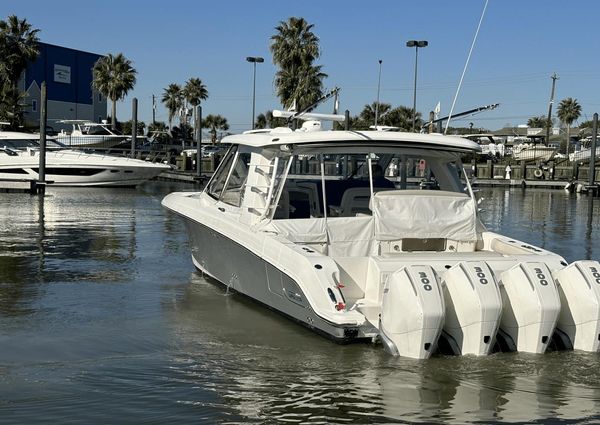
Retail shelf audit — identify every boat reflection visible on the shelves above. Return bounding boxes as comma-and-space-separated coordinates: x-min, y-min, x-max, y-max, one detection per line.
168, 273, 600, 423
0, 189, 138, 316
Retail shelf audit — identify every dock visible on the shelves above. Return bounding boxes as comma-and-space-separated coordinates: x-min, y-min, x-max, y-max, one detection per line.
154, 169, 571, 188
0, 171, 591, 194
0, 179, 41, 194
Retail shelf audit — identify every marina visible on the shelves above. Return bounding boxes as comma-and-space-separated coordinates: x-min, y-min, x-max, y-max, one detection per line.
3, 1, 600, 422
1, 183, 600, 423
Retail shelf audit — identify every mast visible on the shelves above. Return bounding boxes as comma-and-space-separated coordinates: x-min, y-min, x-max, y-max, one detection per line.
545, 73, 559, 146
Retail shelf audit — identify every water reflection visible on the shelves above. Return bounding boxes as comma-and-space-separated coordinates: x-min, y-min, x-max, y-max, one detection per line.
479, 188, 599, 262
0, 189, 139, 316
2, 185, 600, 423
167, 273, 600, 423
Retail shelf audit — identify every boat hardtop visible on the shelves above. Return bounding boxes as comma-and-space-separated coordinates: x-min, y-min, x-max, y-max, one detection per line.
225, 128, 482, 152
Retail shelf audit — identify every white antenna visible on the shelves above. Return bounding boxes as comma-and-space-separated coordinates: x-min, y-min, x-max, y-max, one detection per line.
445, 0, 489, 134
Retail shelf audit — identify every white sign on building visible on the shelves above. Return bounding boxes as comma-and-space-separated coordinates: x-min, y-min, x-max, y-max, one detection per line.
54, 64, 71, 84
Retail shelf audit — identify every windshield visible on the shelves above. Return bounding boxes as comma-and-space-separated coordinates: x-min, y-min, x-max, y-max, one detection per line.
272, 147, 467, 219
0, 138, 67, 150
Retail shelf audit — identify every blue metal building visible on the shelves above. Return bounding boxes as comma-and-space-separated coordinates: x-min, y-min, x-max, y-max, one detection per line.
21, 42, 107, 129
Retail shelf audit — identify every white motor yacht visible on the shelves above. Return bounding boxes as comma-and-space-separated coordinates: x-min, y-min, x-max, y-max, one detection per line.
56, 120, 128, 149
163, 117, 600, 359
0, 130, 170, 186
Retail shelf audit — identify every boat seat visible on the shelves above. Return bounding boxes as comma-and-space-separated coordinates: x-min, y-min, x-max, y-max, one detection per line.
285, 182, 321, 218
330, 187, 393, 217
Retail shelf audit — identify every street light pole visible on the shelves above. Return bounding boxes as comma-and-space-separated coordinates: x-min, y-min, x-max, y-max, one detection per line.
246, 56, 264, 129
375, 59, 383, 127
406, 40, 428, 132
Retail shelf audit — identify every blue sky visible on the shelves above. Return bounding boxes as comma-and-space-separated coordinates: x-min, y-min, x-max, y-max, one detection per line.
5, 0, 600, 132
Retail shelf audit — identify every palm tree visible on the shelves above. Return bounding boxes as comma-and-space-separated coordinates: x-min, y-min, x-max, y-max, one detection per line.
183, 77, 208, 138
0, 15, 40, 128
0, 15, 40, 86
527, 115, 551, 129
360, 102, 392, 126
183, 77, 208, 107
203, 114, 229, 144
383, 106, 418, 131
161, 83, 182, 131
271, 17, 319, 68
270, 17, 326, 110
255, 113, 267, 129
557, 97, 582, 155
92, 53, 137, 130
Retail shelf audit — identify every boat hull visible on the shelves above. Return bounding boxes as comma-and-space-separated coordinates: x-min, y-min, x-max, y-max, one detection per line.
181, 216, 360, 342
512, 146, 556, 162
0, 150, 169, 187
55, 135, 127, 149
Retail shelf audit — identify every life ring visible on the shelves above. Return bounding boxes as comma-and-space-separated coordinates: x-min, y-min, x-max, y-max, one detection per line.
534, 169, 543, 178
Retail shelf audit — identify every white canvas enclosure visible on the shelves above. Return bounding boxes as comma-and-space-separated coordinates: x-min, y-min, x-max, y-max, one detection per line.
370, 190, 478, 242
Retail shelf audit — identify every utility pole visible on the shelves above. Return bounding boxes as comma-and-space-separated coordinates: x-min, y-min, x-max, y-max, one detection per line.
545, 73, 559, 145
331, 90, 339, 131
152, 94, 156, 125
375, 59, 382, 127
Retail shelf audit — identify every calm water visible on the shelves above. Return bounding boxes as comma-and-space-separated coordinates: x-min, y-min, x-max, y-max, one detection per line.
1, 184, 600, 424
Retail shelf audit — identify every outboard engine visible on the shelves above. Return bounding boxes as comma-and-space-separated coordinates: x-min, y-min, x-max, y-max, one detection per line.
499, 262, 561, 353
379, 265, 445, 359
441, 262, 503, 355
554, 260, 600, 352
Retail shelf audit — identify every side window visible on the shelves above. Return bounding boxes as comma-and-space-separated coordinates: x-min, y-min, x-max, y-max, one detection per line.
221, 152, 251, 207
207, 146, 237, 199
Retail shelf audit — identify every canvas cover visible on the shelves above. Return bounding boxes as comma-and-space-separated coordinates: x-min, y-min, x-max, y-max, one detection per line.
371, 190, 477, 242
262, 218, 327, 243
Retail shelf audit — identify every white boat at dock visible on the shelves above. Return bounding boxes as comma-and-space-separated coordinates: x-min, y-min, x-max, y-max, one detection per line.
0, 130, 170, 186
512, 142, 557, 162
569, 146, 600, 163
55, 120, 128, 149
163, 115, 600, 359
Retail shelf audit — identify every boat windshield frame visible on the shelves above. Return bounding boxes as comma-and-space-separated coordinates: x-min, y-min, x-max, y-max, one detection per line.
263, 144, 472, 221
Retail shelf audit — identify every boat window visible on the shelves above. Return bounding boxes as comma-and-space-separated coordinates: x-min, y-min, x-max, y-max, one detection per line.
1, 139, 40, 149
206, 145, 237, 200
31, 167, 106, 176
86, 125, 116, 135
271, 155, 293, 219
274, 150, 465, 219
221, 152, 251, 207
